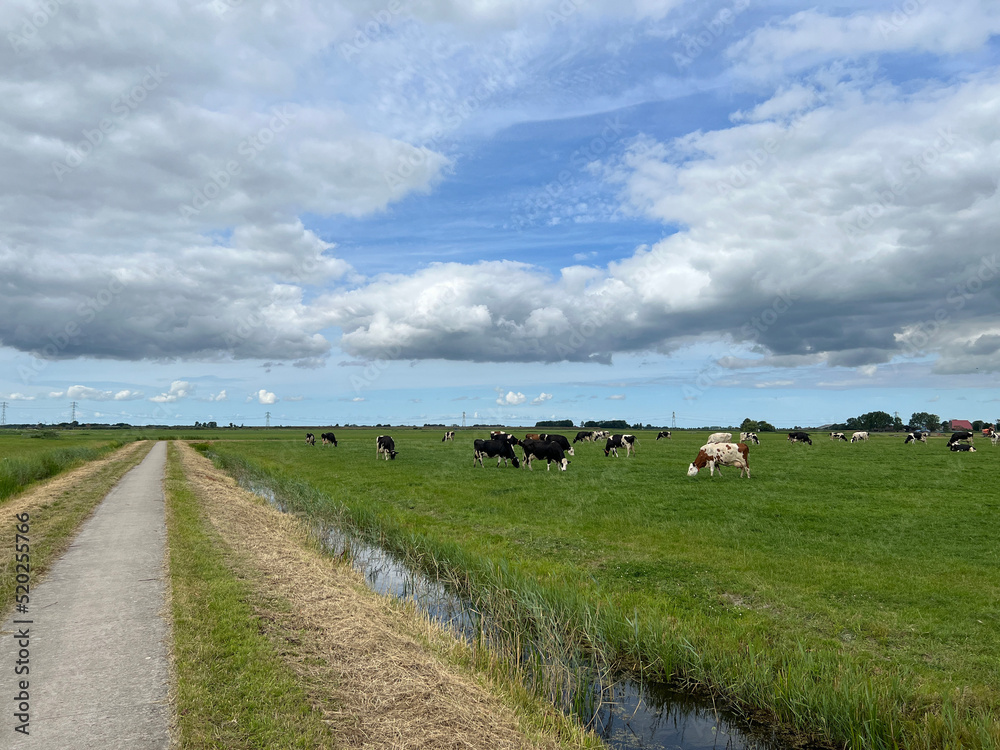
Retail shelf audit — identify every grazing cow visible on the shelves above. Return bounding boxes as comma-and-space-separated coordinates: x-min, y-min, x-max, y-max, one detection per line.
442, 430, 455, 442
740, 432, 760, 445
473, 438, 520, 468
707, 432, 732, 444
573, 431, 596, 443
947, 431, 974, 446
604, 434, 636, 457
539, 433, 574, 456
850, 431, 869, 443
518, 439, 568, 471
687, 442, 750, 478
321, 432, 338, 446
991, 433, 1000, 447
593, 430, 610, 440
376, 435, 398, 460
830, 432, 847, 441
305, 433, 316, 446
787, 431, 812, 445
656, 431, 672, 440
904, 431, 927, 444
949, 443, 976, 452
524, 433, 542, 441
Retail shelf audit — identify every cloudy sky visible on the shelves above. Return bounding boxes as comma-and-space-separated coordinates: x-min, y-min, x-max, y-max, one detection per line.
2, 0, 999, 428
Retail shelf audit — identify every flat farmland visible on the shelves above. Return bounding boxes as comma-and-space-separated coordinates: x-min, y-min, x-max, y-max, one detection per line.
202, 428, 1000, 749
0, 430, 131, 500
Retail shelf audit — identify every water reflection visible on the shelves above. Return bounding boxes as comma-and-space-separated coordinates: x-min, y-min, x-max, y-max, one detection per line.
243, 480, 792, 750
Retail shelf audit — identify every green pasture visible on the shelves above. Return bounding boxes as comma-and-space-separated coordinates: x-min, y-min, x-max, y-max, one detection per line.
199, 428, 1000, 749
0, 429, 133, 501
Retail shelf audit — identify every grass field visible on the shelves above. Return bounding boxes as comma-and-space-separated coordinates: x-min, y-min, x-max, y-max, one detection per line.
0, 430, 134, 501
197, 428, 998, 748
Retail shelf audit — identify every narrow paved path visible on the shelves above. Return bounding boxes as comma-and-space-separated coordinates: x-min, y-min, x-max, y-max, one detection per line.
0, 441, 171, 749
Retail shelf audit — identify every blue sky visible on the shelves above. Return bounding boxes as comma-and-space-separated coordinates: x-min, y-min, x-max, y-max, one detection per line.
2, 0, 1000, 428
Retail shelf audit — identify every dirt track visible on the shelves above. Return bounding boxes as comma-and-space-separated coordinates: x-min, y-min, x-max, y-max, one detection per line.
175, 441, 583, 749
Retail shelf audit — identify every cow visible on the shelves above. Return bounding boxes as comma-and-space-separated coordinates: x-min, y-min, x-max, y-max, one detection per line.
573, 431, 596, 443
376, 435, 398, 460
539, 433, 574, 456
518, 438, 568, 471
947, 431, 974, 447
321, 432, 338, 446
904, 431, 927, 444
473, 438, 520, 468
850, 431, 869, 443
707, 432, 732, 444
830, 432, 847, 441
656, 431, 672, 440
593, 430, 610, 440
949, 443, 976, 452
604, 434, 636, 457
524, 433, 542, 441
739, 432, 760, 444
442, 430, 455, 442
687, 442, 750, 478
787, 431, 812, 445
305, 433, 315, 446
991, 433, 1000, 447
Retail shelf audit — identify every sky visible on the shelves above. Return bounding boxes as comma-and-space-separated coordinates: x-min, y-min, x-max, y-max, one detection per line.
2, 0, 1000, 429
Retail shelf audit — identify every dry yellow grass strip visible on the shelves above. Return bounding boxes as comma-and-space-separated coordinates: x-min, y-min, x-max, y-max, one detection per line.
175, 441, 587, 750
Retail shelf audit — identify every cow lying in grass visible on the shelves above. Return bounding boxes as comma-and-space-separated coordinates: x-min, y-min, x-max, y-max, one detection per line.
687, 442, 750, 478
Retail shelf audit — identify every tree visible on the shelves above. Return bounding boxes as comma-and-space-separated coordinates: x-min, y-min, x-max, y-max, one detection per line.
909, 412, 941, 431
757, 420, 776, 432
740, 418, 759, 432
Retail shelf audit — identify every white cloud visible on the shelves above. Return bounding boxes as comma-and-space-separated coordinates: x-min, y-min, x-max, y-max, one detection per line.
608, 394, 626, 400
255, 390, 278, 405
205, 389, 228, 402
47, 385, 144, 401
5, 393, 35, 400
151, 381, 193, 403
531, 392, 553, 404
496, 388, 527, 405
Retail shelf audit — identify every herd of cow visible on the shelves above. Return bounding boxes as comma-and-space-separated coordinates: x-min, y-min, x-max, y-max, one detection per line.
303, 426, 993, 478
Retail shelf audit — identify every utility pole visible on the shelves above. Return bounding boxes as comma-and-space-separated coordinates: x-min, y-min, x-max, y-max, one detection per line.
672, 411, 676, 429
1, 401, 6, 426
71, 401, 77, 423
265, 411, 271, 429
462, 411, 466, 429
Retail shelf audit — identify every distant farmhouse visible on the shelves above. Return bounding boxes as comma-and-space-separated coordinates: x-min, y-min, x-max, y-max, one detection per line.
950, 419, 973, 431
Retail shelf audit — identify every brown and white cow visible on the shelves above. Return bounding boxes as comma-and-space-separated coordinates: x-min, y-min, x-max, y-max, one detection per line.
707, 432, 732, 444
687, 442, 750, 478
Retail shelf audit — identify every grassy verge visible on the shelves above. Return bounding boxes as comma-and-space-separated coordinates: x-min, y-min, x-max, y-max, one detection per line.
164, 443, 336, 749
198, 430, 1000, 750
0, 436, 133, 502
0, 440, 152, 610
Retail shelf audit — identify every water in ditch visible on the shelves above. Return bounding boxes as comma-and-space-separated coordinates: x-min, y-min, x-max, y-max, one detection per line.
246, 480, 797, 750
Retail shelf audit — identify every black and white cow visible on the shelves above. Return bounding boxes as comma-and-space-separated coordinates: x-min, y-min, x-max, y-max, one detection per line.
376, 435, 398, 460
518, 439, 569, 471
442, 430, 455, 442
656, 431, 672, 440
904, 431, 927, 444
321, 432, 337, 446
473, 438, 520, 468
949, 443, 976, 452
830, 432, 848, 441
573, 431, 596, 443
593, 430, 610, 440
604, 434, 636, 457
739, 432, 760, 444
305, 433, 316, 446
538, 433, 574, 456
787, 431, 812, 445
947, 431, 974, 447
